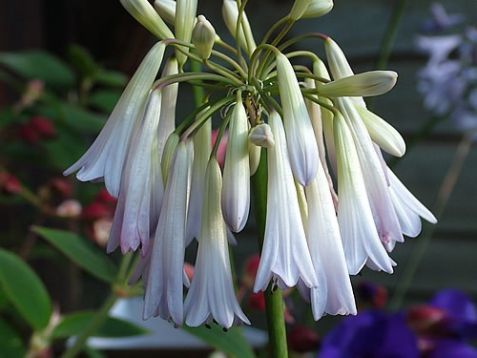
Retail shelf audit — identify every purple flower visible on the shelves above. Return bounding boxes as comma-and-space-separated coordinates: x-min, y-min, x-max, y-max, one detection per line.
428, 339, 477, 358
319, 310, 419, 358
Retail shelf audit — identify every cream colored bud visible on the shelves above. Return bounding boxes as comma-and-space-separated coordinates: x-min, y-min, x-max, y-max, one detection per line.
317, 71, 398, 98
222, 0, 257, 54
161, 132, 180, 183
249, 123, 275, 148
302, 0, 333, 18
289, 0, 313, 20
248, 143, 261, 176
154, 0, 176, 25
175, 0, 198, 67
120, 0, 173, 39
192, 15, 216, 59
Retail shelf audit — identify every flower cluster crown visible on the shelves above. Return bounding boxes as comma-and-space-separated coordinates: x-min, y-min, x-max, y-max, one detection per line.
65, 0, 436, 328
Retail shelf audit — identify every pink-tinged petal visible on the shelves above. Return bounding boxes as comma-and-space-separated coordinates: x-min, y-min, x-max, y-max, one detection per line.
334, 114, 394, 275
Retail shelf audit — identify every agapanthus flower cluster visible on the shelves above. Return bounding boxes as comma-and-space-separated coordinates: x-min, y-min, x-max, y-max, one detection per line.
65, 0, 436, 328
417, 3, 477, 138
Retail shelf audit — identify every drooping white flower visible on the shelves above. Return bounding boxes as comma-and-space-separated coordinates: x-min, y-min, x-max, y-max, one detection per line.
304, 161, 356, 320
387, 168, 437, 238
276, 52, 319, 185
64, 42, 166, 197
289, 0, 313, 20
186, 109, 211, 244
254, 112, 318, 292
143, 140, 193, 324
154, 0, 176, 25
107, 89, 164, 254
222, 98, 250, 232
337, 97, 404, 254
222, 0, 257, 54
333, 113, 394, 274
184, 158, 250, 328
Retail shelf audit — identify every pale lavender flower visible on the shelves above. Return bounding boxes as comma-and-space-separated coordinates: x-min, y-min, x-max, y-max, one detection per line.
254, 112, 318, 291
184, 158, 250, 328
64, 42, 166, 197
143, 140, 193, 324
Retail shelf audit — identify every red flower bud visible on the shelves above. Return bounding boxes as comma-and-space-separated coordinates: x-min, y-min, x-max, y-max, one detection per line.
0, 172, 21, 194
82, 202, 111, 220
288, 325, 320, 353
248, 292, 266, 311
30, 116, 56, 139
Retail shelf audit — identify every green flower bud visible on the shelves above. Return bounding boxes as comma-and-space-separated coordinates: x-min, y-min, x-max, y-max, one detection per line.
302, 0, 333, 18
192, 15, 216, 60
120, 0, 173, 39
222, 0, 257, 54
161, 132, 180, 184
175, 0, 198, 67
289, 0, 313, 21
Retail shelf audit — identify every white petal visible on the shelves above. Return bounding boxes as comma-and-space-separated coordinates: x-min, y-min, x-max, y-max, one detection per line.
254, 112, 318, 292
276, 53, 319, 185
64, 42, 166, 197
334, 114, 394, 274
305, 163, 357, 320
222, 101, 251, 232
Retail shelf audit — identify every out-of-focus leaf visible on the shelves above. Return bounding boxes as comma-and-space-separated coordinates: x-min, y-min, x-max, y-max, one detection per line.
59, 103, 105, 132
68, 45, 99, 79
33, 227, 117, 283
184, 325, 255, 358
0, 249, 52, 330
51, 312, 148, 339
0, 51, 75, 88
95, 70, 128, 87
0, 319, 25, 358
84, 347, 106, 358
89, 90, 121, 113
42, 129, 88, 170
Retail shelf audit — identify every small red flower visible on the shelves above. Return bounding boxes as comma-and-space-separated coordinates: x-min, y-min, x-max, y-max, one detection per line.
248, 292, 266, 311
30, 116, 56, 139
0, 172, 21, 194
288, 325, 320, 353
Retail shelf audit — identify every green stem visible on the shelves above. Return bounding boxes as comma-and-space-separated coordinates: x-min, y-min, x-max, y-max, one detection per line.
375, 0, 408, 70
251, 152, 288, 358
389, 134, 473, 310
61, 294, 116, 358
61, 254, 134, 357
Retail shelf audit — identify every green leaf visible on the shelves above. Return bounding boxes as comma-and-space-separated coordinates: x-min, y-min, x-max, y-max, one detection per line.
184, 325, 255, 358
42, 129, 89, 170
0, 51, 75, 88
68, 45, 99, 79
33, 227, 117, 283
89, 90, 121, 113
0, 319, 25, 358
0, 249, 52, 330
59, 103, 106, 133
51, 312, 148, 339
95, 70, 127, 87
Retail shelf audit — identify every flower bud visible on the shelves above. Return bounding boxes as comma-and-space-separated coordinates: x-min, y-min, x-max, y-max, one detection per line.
302, 0, 333, 18
248, 143, 261, 176
192, 15, 216, 60
249, 123, 275, 148
289, 0, 313, 21
222, 0, 256, 54
161, 132, 180, 183
222, 98, 250, 232
355, 105, 406, 157
120, 0, 173, 39
175, 0, 198, 67
324, 37, 354, 79
154, 0, 176, 25
276, 52, 319, 185
317, 71, 398, 97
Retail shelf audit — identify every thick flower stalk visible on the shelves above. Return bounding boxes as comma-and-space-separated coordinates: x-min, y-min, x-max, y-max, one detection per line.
65, 1, 437, 353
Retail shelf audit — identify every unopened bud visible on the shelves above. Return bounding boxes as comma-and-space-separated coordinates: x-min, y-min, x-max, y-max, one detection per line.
289, 0, 313, 20
222, 0, 256, 54
175, 0, 198, 67
120, 0, 173, 39
249, 123, 275, 148
161, 132, 180, 183
317, 71, 398, 97
302, 0, 333, 18
154, 0, 176, 25
192, 15, 216, 59
56, 199, 82, 218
